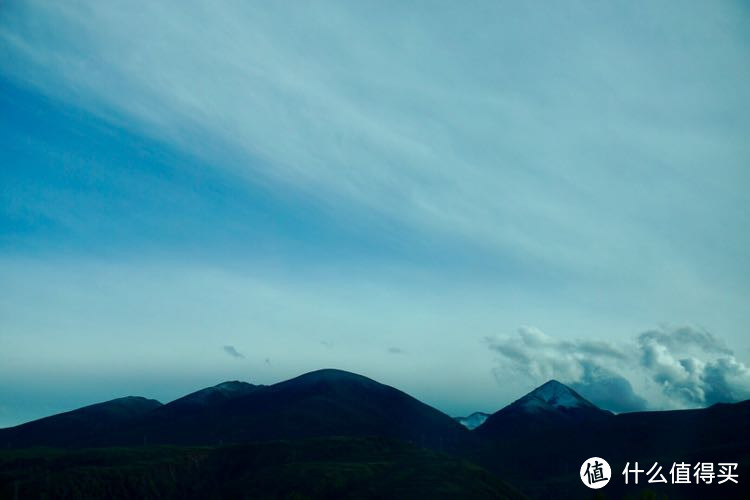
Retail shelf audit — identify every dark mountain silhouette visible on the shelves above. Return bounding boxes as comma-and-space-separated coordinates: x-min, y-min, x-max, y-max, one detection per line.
475, 379, 611, 437
126, 369, 470, 451
2, 374, 749, 498
472, 381, 750, 499
0, 369, 469, 451
0, 396, 162, 448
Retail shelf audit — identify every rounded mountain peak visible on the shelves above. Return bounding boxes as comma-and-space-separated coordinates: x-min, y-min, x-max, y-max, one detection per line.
285, 368, 376, 384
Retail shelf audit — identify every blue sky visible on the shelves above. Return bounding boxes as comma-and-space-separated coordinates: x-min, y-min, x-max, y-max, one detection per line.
1, 1, 750, 425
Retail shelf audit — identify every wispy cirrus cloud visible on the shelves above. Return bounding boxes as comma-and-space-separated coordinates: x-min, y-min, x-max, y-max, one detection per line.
2, 1, 748, 290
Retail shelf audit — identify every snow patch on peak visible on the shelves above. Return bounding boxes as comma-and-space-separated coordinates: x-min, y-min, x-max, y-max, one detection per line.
454, 412, 490, 430
518, 380, 594, 410
532, 380, 583, 407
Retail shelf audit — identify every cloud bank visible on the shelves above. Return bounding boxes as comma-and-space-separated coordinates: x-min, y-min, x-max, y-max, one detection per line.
487, 325, 750, 412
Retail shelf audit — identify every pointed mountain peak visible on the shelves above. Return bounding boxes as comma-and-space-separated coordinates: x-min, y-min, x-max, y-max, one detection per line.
475, 380, 611, 436
522, 379, 595, 409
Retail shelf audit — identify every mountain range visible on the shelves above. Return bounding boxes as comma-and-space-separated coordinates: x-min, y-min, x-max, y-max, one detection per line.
0, 369, 469, 451
1, 369, 748, 499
